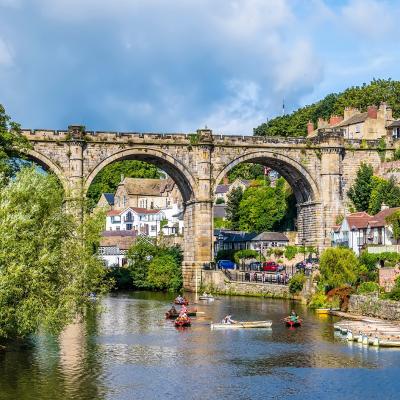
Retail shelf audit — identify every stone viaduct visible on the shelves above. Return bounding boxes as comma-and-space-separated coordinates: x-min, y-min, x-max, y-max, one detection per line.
21, 125, 389, 290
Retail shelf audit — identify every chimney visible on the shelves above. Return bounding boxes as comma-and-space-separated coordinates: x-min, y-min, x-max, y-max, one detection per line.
307, 121, 314, 134
379, 102, 393, 122
367, 105, 378, 119
344, 107, 359, 120
381, 203, 389, 211
329, 115, 344, 126
223, 176, 229, 185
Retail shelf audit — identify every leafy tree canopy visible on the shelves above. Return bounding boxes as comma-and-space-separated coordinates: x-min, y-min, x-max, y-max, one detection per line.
319, 248, 360, 290
0, 167, 108, 339
237, 178, 287, 232
254, 79, 400, 137
86, 160, 163, 207
227, 163, 265, 182
225, 186, 243, 230
347, 163, 374, 212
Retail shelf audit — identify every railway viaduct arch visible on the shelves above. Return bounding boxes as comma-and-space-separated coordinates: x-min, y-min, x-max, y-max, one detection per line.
22, 125, 385, 290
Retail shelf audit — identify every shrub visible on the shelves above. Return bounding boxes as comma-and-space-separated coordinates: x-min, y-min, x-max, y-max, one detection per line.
357, 281, 380, 294
233, 249, 262, 265
308, 292, 329, 309
284, 245, 298, 260
289, 273, 306, 294
215, 249, 235, 262
272, 248, 284, 257
215, 198, 225, 204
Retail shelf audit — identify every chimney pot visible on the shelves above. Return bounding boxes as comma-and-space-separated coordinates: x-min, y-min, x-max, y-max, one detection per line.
367, 105, 378, 119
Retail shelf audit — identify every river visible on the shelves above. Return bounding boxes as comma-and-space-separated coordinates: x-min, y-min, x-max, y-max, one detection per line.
1, 292, 400, 400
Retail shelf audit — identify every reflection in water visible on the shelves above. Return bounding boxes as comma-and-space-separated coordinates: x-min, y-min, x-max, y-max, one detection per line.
1, 292, 400, 400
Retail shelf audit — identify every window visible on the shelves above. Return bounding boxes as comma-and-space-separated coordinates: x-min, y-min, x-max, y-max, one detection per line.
123, 195, 127, 207
126, 224, 133, 230
111, 216, 121, 223
355, 124, 360, 133
116, 226, 120, 231
393, 127, 400, 139
151, 225, 156, 231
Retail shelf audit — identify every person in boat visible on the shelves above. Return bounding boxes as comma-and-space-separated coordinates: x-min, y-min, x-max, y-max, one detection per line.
222, 315, 236, 324
169, 305, 177, 315
175, 295, 184, 303
289, 310, 298, 323
202, 292, 209, 297
179, 304, 188, 316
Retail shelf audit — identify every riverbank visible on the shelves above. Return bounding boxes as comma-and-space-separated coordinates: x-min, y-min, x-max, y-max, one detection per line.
200, 270, 301, 300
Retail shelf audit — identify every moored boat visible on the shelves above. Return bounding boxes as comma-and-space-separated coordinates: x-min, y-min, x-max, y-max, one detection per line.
199, 294, 214, 301
284, 317, 302, 328
211, 320, 272, 329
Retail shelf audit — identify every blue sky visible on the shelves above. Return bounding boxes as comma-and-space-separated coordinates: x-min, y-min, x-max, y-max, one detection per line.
0, 0, 399, 134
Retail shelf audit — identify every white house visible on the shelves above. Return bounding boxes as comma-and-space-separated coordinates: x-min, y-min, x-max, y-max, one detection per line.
331, 206, 400, 255
99, 230, 137, 267
106, 207, 165, 237
160, 204, 184, 235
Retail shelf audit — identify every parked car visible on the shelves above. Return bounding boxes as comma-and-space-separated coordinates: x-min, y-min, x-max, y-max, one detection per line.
217, 259, 236, 270
262, 261, 284, 272
295, 261, 306, 271
249, 262, 262, 271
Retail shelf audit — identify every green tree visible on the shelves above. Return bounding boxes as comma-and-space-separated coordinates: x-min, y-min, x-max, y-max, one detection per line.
347, 163, 374, 212
368, 176, 400, 214
86, 160, 163, 207
225, 186, 243, 230
126, 237, 158, 288
0, 104, 30, 182
0, 167, 107, 339
237, 178, 287, 232
227, 163, 265, 182
147, 254, 182, 292
319, 248, 360, 290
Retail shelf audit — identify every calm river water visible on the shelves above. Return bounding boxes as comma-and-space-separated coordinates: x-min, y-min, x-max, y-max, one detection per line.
1, 292, 400, 400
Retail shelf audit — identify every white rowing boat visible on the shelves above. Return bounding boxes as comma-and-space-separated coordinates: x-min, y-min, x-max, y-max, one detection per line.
199, 294, 214, 301
210, 320, 272, 329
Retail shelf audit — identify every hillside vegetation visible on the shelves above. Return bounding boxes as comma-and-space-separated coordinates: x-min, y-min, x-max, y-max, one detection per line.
254, 79, 400, 137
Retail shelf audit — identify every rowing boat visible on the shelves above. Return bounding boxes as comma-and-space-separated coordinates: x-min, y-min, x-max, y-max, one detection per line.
199, 295, 214, 301
210, 320, 272, 329
284, 317, 302, 328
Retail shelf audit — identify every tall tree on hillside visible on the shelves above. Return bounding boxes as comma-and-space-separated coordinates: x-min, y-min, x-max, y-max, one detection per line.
225, 187, 243, 230
368, 176, 400, 215
347, 163, 374, 212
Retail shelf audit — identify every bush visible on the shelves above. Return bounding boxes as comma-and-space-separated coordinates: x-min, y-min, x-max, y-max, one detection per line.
272, 248, 284, 257
308, 292, 329, 309
147, 254, 182, 292
285, 245, 298, 260
234, 249, 262, 265
215, 198, 225, 204
106, 267, 133, 290
319, 247, 360, 290
289, 273, 306, 294
357, 281, 380, 294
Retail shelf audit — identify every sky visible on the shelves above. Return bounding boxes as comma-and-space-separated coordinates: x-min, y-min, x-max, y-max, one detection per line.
0, 0, 399, 134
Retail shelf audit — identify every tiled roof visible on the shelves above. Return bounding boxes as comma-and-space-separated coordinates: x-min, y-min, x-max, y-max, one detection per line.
100, 230, 137, 249
336, 112, 368, 127
253, 232, 289, 242
332, 225, 341, 233
346, 211, 371, 230
107, 210, 121, 216
368, 207, 400, 228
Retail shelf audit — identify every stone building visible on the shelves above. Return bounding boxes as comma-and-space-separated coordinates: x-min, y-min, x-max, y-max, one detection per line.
96, 193, 114, 210
112, 177, 182, 210
215, 178, 250, 203
307, 102, 393, 140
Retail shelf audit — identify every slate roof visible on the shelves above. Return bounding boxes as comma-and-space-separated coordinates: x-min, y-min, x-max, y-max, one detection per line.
214, 230, 289, 243
120, 178, 168, 196
388, 120, 400, 128
213, 205, 227, 218
103, 193, 115, 205
215, 184, 230, 194
100, 230, 137, 250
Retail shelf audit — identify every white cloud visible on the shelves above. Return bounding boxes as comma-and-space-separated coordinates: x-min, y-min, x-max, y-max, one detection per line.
341, 0, 397, 37
0, 38, 13, 66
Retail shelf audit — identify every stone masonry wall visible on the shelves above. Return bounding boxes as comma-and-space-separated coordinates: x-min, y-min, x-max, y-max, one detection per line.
348, 294, 400, 320
201, 271, 291, 298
